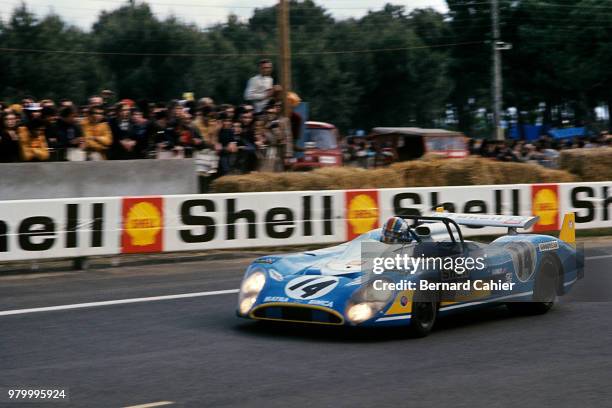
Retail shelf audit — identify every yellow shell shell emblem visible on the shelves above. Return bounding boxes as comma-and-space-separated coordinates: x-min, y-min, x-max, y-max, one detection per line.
125, 202, 162, 246
347, 194, 379, 234
533, 188, 558, 226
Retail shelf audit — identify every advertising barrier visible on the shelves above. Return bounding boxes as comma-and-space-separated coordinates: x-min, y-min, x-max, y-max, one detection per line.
1, 182, 611, 262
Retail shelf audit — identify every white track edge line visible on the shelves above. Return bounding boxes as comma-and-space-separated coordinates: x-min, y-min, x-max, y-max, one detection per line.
0, 289, 239, 316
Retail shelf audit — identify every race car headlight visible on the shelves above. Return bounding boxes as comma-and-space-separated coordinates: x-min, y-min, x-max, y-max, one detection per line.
240, 271, 266, 295
346, 303, 374, 324
346, 279, 395, 324
361, 280, 394, 303
238, 270, 266, 315
239, 296, 257, 315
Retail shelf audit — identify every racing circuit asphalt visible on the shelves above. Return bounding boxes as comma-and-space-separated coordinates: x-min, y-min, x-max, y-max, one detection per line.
1, 243, 612, 408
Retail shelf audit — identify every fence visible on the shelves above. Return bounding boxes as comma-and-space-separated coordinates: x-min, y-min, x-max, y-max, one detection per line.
0, 181, 610, 262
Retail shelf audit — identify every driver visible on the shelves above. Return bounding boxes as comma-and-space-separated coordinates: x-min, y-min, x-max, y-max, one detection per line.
380, 216, 415, 244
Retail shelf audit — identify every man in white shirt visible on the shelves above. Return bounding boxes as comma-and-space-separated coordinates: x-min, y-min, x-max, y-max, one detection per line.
244, 59, 282, 113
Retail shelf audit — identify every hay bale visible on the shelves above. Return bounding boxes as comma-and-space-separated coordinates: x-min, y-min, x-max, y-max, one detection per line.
211, 157, 578, 193
560, 148, 612, 181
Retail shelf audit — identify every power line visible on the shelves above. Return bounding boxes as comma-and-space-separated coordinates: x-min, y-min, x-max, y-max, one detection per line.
0, 41, 486, 58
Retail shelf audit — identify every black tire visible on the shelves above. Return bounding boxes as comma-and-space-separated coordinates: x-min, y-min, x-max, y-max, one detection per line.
408, 300, 438, 337
507, 253, 559, 315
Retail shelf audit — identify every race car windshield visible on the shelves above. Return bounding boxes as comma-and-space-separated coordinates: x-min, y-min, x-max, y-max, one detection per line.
349, 230, 417, 255
304, 128, 338, 149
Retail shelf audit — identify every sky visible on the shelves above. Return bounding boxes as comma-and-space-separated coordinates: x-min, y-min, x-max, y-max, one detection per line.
0, 0, 448, 30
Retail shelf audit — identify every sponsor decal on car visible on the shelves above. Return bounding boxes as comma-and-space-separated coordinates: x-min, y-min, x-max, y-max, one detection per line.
254, 256, 280, 264
268, 269, 284, 281
308, 299, 334, 307
538, 241, 559, 252
263, 296, 289, 303
285, 276, 340, 300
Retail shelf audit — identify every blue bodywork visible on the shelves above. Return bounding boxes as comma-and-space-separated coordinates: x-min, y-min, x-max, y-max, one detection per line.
237, 228, 582, 327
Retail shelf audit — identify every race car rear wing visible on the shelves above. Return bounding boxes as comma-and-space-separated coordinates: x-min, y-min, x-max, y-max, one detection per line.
432, 208, 539, 230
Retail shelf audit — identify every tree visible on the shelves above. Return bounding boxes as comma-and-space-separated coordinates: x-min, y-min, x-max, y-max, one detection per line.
92, 3, 199, 100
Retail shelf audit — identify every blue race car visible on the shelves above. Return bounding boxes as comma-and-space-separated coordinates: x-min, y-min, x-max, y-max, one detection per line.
237, 211, 582, 337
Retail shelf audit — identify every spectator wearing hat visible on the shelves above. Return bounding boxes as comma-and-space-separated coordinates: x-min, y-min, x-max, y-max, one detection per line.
244, 59, 282, 113
22, 102, 43, 127
0, 111, 21, 162
82, 105, 112, 160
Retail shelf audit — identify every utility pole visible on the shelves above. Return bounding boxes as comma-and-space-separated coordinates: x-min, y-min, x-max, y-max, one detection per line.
278, 0, 292, 118
491, 0, 504, 140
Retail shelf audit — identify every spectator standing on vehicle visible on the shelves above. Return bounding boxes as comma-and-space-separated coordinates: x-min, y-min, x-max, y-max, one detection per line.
82, 105, 112, 160
244, 59, 282, 113
273, 92, 303, 169
0, 111, 21, 162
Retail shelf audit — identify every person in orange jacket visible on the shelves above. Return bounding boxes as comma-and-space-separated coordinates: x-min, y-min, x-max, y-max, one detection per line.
18, 104, 50, 162
81, 105, 112, 160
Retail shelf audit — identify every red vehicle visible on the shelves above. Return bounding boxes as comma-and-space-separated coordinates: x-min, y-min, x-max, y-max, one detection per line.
289, 121, 343, 170
370, 127, 469, 161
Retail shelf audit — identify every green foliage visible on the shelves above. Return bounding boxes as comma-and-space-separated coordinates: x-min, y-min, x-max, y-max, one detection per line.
0, 0, 609, 133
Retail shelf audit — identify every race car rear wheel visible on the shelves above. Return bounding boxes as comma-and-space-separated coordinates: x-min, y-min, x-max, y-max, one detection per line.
408, 300, 438, 337
507, 253, 560, 315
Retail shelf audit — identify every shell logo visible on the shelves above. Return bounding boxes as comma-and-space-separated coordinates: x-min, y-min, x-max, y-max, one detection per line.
122, 197, 163, 253
126, 202, 162, 246
346, 190, 379, 240
531, 185, 559, 232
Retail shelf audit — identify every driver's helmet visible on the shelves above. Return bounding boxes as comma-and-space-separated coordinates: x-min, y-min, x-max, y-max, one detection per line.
381, 216, 411, 244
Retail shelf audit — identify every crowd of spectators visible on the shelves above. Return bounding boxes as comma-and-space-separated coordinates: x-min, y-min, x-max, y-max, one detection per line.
471, 132, 611, 168
1, 57, 610, 176
0, 59, 302, 180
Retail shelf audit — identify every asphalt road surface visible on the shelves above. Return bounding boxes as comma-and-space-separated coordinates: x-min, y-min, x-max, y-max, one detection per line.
1, 243, 612, 408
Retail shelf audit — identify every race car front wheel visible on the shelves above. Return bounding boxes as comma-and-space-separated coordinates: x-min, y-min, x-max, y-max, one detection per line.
408, 301, 438, 337
507, 253, 560, 315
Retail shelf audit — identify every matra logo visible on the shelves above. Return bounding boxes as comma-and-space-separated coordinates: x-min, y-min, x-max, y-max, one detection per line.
0, 203, 105, 252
